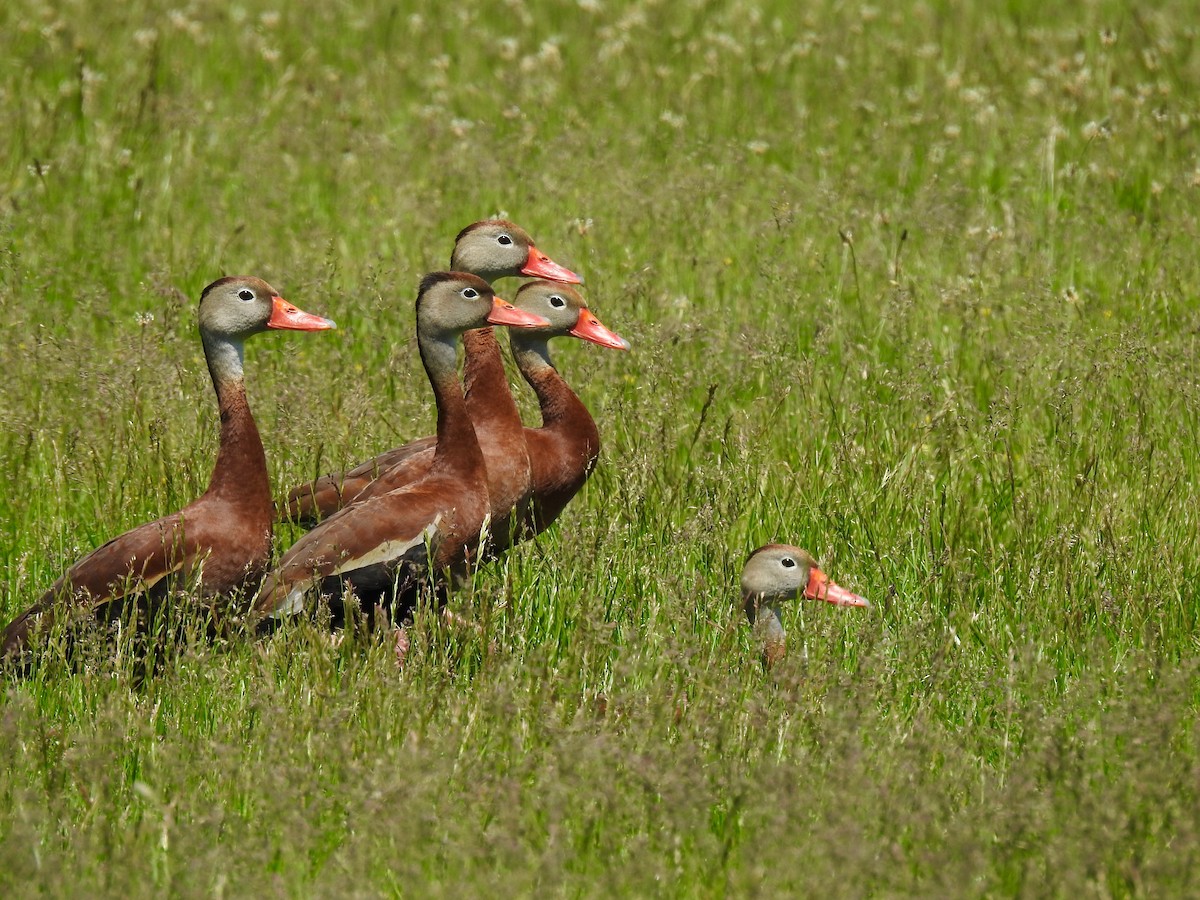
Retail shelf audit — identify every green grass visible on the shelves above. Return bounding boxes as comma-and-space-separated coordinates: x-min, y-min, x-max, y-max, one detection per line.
3, 0, 1200, 894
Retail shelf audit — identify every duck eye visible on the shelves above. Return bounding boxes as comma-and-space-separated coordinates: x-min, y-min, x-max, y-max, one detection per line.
238, 289, 255, 301
549, 295, 566, 309
497, 234, 513, 246
461, 287, 479, 299
781, 558, 796, 568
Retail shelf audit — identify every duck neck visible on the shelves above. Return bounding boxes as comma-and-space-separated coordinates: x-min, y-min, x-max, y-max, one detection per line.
512, 336, 598, 445
201, 333, 271, 515
744, 593, 787, 667
420, 329, 484, 475
462, 327, 522, 430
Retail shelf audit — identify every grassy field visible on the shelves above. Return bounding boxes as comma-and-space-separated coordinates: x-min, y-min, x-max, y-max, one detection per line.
3, 0, 1200, 894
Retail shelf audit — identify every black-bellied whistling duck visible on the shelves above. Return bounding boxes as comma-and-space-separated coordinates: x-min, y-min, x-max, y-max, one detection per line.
741, 544, 870, 667
284, 220, 582, 541
1, 277, 335, 661
251, 272, 548, 624
322, 280, 628, 547
505, 280, 629, 536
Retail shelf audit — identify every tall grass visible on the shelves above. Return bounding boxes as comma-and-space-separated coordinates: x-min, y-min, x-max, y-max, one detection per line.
2, 0, 1200, 894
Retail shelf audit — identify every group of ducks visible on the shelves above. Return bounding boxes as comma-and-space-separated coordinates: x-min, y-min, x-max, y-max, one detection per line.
1, 220, 868, 670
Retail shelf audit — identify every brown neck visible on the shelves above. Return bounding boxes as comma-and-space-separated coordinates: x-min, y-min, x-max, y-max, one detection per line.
513, 339, 599, 455
421, 330, 485, 476
203, 379, 272, 519
462, 327, 522, 430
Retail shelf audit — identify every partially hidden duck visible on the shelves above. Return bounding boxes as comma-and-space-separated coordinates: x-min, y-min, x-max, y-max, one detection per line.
252, 272, 547, 626
504, 280, 629, 536
1, 277, 335, 661
740, 544, 870, 667
335, 279, 629, 543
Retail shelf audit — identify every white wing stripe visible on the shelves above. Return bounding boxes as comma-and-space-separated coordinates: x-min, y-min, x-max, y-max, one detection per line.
328, 515, 443, 576
268, 515, 445, 619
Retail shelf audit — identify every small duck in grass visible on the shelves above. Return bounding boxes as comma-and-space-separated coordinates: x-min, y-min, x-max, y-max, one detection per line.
741, 544, 870, 667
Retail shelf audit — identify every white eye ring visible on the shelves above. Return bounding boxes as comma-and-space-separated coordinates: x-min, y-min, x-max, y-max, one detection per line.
497, 234, 513, 246
238, 289, 255, 301
549, 295, 566, 309
781, 558, 796, 568
462, 287, 479, 299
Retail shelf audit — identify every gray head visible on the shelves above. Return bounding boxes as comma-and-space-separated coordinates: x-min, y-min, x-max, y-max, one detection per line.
415, 271, 548, 339
449, 220, 583, 285
198, 276, 335, 341
511, 281, 630, 350
197, 276, 335, 386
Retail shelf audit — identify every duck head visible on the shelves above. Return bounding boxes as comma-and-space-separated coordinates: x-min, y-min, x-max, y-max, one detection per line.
416, 271, 549, 337
450, 220, 583, 285
511, 281, 629, 350
199, 276, 336, 339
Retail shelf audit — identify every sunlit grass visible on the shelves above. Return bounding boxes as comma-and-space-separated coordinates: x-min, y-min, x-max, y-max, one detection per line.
2, 0, 1200, 894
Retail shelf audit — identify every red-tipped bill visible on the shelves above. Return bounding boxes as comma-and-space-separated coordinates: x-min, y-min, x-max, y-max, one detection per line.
267, 296, 337, 331
487, 295, 550, 328
804, 568, 870, 608
569, 309, 631, 351
522, 246, 583, 284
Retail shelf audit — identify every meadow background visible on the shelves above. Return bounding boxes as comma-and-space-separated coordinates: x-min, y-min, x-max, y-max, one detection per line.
2, 0, 1199, 895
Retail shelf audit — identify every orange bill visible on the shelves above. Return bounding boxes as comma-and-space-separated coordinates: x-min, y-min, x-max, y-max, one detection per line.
522, 246, 583, 284
267, 296, 337, 331
487, 295, 550, 328
804, 567, 870, 608
569, 309, 631, 351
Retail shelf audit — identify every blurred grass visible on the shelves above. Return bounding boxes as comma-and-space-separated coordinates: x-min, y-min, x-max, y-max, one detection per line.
2, 0, 1200, 894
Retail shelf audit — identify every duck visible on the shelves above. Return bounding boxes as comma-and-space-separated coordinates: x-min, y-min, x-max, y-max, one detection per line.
740, 544, 870, 667
505, 280, 629, 536
1, 277, 335, 661
251, 272, 548, 625
283, 220, 582, 547
328, 280, 629, 541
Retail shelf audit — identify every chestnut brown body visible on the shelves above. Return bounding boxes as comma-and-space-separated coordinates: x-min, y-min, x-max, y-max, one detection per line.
252, 273, 548, 624
1, 277, 334, 660
283, 220, 582, 552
